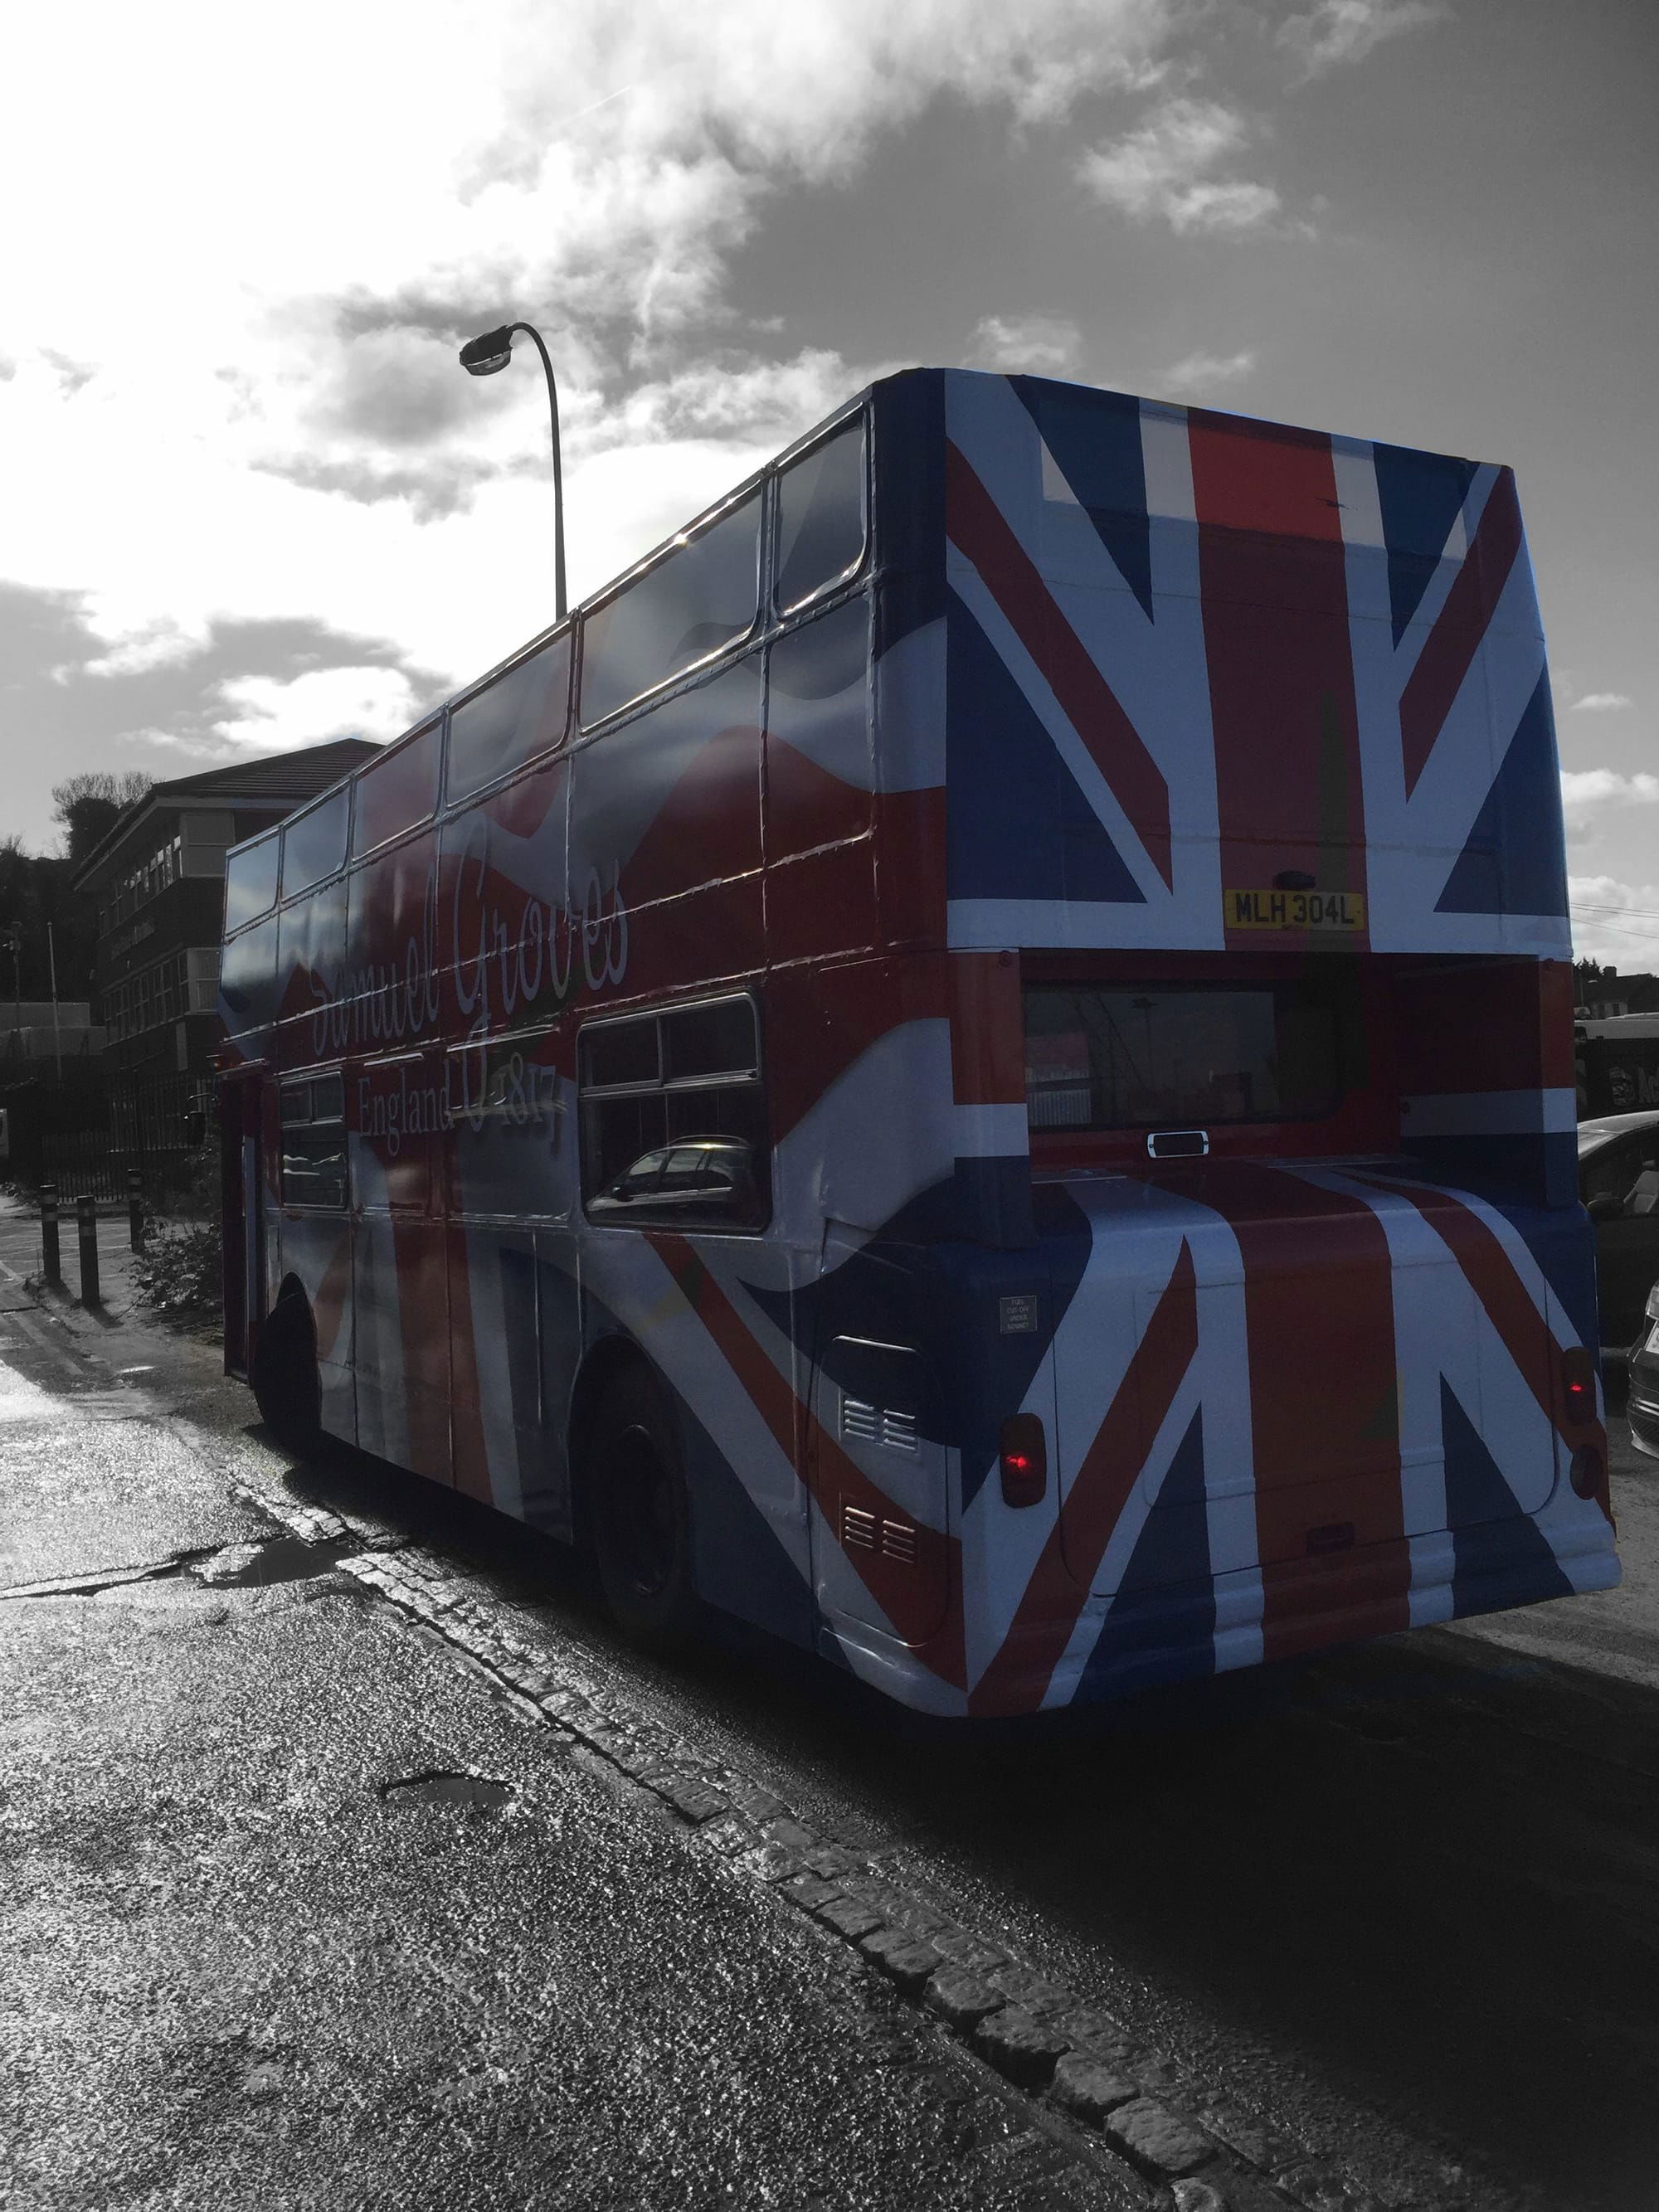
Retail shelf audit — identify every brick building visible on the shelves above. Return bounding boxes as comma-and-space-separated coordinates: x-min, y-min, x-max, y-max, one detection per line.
74, 741, 380, 1147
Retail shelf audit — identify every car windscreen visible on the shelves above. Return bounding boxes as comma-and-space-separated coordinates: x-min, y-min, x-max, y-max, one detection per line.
1024, 980, 1348, 1131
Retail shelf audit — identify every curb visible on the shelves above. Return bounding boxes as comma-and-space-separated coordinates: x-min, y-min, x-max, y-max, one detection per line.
229, 1477, 1406, 2212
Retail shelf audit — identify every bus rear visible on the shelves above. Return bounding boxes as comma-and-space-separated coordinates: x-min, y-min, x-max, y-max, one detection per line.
835, 369, 1618, 1714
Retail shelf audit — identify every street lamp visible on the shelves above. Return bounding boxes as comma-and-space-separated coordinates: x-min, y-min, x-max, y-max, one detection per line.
459, 320, 568, 623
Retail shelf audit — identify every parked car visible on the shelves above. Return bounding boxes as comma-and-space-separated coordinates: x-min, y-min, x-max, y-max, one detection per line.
1624, 1281, 1659, 1458
1579, 1109, 1659, 1345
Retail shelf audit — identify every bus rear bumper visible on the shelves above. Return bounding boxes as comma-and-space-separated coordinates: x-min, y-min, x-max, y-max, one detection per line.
941, 1514, 1623, 1719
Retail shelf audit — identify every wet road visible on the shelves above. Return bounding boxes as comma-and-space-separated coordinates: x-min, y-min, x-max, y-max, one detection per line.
4, 1210, 1657, 2210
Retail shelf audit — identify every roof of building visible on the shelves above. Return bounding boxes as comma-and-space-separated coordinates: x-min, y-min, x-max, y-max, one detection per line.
74, 738, 383, 889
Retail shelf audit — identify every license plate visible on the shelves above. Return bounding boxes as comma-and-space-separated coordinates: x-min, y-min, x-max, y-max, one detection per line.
1227, 888, 1366, 932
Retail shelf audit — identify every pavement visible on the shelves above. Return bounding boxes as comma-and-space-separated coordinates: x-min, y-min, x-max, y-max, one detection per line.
0, 1228, 1146, 2212
5, 1201, 1659, 2212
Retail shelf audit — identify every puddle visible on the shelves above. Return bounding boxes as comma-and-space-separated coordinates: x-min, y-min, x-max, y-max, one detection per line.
379, 1771, 514, 1813
194, 1536, 355, 1588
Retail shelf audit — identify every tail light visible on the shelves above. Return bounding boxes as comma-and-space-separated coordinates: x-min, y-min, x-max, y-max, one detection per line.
999, 1413, 1047, 1508
1560, 1346, 1597, 1427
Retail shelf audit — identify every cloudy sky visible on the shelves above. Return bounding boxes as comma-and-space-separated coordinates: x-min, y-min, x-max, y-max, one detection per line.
2, 0, 1654, 961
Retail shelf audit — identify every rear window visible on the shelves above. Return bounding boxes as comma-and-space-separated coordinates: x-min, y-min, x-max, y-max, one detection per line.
1024, 982, 1345, 1131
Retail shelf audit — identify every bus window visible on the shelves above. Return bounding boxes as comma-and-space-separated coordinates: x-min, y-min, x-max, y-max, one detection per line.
224, 833, 280, 932
581, 493, 761, 727
279, 1073, 347, 1208
1023, 981, 1346, 1131
775, 416, 866, 613
281, 787, 350, 899
579, 996, 768, 1228
448, 630, 572, 802
352, 719, 442, 855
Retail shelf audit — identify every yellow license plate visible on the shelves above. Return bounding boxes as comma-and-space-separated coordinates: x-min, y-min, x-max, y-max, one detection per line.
1227, 888, 1366, 932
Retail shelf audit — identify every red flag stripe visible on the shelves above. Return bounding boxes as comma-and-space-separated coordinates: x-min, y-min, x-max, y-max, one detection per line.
1355, 1174, 1593, 1456
969, 1239, 1198, 1716
1399, 469, 1524, 799
943, 440, 1173, 890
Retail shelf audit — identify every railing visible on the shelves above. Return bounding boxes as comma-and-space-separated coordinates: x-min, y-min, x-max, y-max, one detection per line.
30, 1073, 212, 1203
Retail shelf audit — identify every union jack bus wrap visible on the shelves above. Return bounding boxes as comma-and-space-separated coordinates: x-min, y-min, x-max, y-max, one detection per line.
217, 367, 1618, 1716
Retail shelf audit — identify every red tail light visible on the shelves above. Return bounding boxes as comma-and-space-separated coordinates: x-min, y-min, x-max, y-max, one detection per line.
999, 1413, 1047, 1508
1561, 1346, 1596, 1426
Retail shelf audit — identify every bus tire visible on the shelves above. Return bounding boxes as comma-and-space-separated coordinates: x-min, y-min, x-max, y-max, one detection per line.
586, 1369, 696, 1650
250, 1281, 323, 1455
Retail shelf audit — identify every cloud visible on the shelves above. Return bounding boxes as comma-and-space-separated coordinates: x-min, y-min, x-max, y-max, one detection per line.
1079, 100, 1285, 236
207, 667, 428, 756
1561, 770, 1659, 824
1277, 1, 1441, 81
1571, 692, 1635, 712
1569, 875, 1659, 968
0, 3, 1182, 702
966, 316, 1085, 376
1162, 348, 1257, 396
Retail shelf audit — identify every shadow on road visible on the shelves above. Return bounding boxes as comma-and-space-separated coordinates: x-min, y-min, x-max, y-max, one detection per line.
260, 1417, 1658, 2211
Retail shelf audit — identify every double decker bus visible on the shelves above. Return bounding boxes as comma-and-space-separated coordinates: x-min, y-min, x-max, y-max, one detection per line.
217, 367, 1618, 1716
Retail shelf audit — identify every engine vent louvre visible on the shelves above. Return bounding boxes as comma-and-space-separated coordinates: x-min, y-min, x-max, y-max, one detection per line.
842, 1504, 878, 1551
840, 1499, 920, 1565
840, 1397, 918, 1455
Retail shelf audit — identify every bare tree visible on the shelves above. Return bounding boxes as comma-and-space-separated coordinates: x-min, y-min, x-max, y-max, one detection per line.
50, 771, 156, 865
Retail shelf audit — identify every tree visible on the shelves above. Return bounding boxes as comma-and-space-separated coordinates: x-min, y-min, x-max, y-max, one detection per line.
51, 771, 155, 866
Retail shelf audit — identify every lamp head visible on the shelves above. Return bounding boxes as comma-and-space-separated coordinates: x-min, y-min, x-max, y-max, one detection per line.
459, 324, 516, 376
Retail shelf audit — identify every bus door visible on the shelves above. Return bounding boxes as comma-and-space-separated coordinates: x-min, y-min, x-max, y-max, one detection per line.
219, 1068, 264, 1378
353, 1052, 451, 1482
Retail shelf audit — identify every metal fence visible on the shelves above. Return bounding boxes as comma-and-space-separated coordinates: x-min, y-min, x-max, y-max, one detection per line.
29, 1074, 212, 1203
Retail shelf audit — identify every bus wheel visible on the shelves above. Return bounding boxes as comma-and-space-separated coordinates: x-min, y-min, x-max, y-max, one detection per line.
250, 1281, 322, 1455
588, 1372, 695, 1650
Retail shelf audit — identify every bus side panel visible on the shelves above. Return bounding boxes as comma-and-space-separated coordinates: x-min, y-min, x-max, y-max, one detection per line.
449, 1220, 546, 1514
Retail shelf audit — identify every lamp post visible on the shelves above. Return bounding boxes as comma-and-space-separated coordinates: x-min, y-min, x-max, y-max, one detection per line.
459, 321, 567, 623
1, 926, 19, 1062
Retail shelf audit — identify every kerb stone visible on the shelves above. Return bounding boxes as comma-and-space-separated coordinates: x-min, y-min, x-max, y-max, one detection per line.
1104, 2098, 1217, 2180
858, 1928, 942, 1996
1048, 2050, 1140, 2123
972, 2005, 1074, 2088
922, 1966, 1006, 2032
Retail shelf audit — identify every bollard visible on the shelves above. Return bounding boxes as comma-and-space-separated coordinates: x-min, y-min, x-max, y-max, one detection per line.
75, 1194, 100, 1309
128, 1168, 145, 1252
40, 1180, 61, 1286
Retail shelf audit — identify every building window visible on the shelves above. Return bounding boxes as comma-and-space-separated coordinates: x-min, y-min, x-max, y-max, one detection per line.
279, 1073, 348, 1209
577, 995, 769, 1229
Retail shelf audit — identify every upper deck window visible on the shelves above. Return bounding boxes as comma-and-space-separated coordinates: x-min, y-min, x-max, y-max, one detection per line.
280, 787, 349, 900
580, 493, 761, 727
448, 629, 572, 801
352, 720, 441, 855
775, 417, 866, 613
223, 833, 280, 933
1024, 982, 1345, 1131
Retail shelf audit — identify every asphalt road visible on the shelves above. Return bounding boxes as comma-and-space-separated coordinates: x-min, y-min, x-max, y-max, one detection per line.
3, 1207, 1657, 2212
